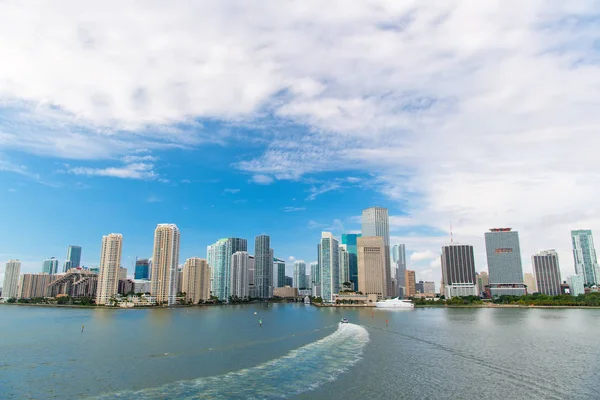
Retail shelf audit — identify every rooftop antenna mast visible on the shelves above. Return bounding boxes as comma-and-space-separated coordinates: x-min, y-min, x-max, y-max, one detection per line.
450, 220, 454, 244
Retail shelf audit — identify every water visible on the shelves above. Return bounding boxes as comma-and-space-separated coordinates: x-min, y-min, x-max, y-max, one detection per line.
1, 304, 599, 399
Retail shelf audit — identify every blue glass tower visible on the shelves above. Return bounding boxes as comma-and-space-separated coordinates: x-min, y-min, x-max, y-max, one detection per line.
341, 233, 361, 291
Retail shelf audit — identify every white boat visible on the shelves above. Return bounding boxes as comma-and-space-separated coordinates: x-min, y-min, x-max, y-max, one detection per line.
340, 317, 349, 324
375, 297, 414, 309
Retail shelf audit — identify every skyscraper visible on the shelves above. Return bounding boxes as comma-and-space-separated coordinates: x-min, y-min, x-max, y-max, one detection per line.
206, 238, 247, 301
310, 261, 320, 286
441, 244, 478, 298
42, 257, 59, 275
532, 250, 562, 296
485, 228, 526, 297
339, 245, 350, 287
523, 272, 537, 294
18, 273, 56, 299
361, 207, 392, 296
66, 245, 82, 268
404, 270, 416, 297
2, 260, 21, 298
341, 233, 361, 290
135, 258, 150, 280
319, 232, 340, 303
571, 230, 599, 286
273, 257, 286, 288
182, 257, 210, 304
568, 275, 585, 296
357, 236, 389, 300
96, 233, 123, 305
477, 271, 489, 296
150, 224, 180, 306
119, 267, 128, 281
231, 251, 250, 299
293, 260, 307, 289
392, 244, 406, 297
254, 235, 272, 299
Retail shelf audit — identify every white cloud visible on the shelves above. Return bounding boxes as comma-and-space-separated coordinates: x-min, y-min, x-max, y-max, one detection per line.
306, 182, 342, 201
250, 174, 274, 185
224, 188, 241, 194
147, 195, 161, 203
67, 162, 157, 180
284, 206, 306, 212
410, 250, 439, 263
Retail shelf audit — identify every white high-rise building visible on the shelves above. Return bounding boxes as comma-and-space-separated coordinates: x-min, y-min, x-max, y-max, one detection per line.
361, 207, 392, 296
182, 257, 210, 304
293, 260, 307, 289
42, 257, 59, 275
207, 238, 247, 300
231, 251, 250, 299
96, 234, 123, 305
532, 250, 562, 296
339, 245, 350, 288
151, 224, 180, 306
2, 260, 21, 298
571, 230, 599, 286
319, 232, 340, 303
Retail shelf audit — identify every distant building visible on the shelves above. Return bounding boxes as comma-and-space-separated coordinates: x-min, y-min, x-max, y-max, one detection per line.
118, 279, 135, 295
392, 244, 406, 297
273, 258, 286, 288
285, 276, 293, 287
133, 279, 152, 294
339, 245, 350, 287
151, 224, 180, 306
119, 267, 128, 281
182, 257, 211, 303
18, 273, 56, 298
310, 261, 320, 288
523, 273, 537, 294
357, 236, 389, 300
293, 260, 307, 289
532, 250, 562, 296
66, 245, 82, 269
248, 255, 255, 297
135, 259, 151, 280
96, 234, 123, 305
177, 268, 183, 294
477, 272, 489, 296
441, 244, 478, 298
231, 252, 250, 299
254, 235, 272, 299
273, 286, 298, 298
361, 207, 392, 296
571, 230, 599, 286
312, 284, 322, 298
405, 270, 416, 297
341, 234, 361, 291
568, 275, 585, 296
485, 228, 526, 297
2, 260, 21, 298
415, 280, 435, 295
49, 270, 98, 298
415, 281, 424, 293
320, 232, 340, 303
42, 257, 59, 275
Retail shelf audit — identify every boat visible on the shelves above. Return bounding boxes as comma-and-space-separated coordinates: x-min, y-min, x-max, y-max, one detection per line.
340, 317, 349, 324
375, 297, 414, 309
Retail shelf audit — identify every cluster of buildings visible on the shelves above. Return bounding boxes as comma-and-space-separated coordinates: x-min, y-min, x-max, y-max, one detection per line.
2, 207, 598, 305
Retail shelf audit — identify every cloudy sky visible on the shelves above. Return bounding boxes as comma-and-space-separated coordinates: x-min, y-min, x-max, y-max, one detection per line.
1, 1, 599, 286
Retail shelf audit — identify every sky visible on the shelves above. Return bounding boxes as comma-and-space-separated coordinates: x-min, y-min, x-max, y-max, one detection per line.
1, 1, 600, 287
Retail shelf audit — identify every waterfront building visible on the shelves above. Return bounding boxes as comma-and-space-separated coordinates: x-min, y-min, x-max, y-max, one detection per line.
254, 235, 272, 299
341, 233, 361, 292
133, 279, 152, 294
119, 267, 128, 281
310, 261, 320, 287
284, 276, 293, 286
415, 281, 424, 293
135, 258, 150, 280
231, 252, 250, 299
423, 281, 435, 295
51, 270, 98, 298
568, 275, 585, 296
62, 260, 73, 273
361, 207, 392, 296
2, 260, 21, 298
273, 286, 298, 298
571, 230, 599, 286
319, 232, 340, 303
477, 271, 489, 296
150, 224, 180, 306
357, 236, 389, 300
66, 245, 82, 269
392, 244, 407, 297
293, 260, 307, 289
183, 257, 211, 304
96, 233, 123, 305
42, 257, 59, 275
305, 274, 311, 289
532, 250, 562, 296
118, 279, 135, 295
18, 273, 56, 298
339, 245, 350, 287
523, 272, 537, 294
405, 270, 416, 297
485, 228, 526, 297
441, 244, 478, 298
177, 268, 184, 294
273, 258, 286, 288
248, 255, 255, 298
207, 237, 247, 301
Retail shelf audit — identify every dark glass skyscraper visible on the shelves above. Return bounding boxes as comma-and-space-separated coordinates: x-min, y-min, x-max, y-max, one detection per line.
441, 244, 477, 298
254, 235, 272, 298
66, 245, 82, 268
341, 233, 361, 290
135, 258, 151, 280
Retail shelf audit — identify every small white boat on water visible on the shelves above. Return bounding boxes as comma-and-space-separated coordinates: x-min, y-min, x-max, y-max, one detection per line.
375, 298, 414, 309
340, 317, 349, 324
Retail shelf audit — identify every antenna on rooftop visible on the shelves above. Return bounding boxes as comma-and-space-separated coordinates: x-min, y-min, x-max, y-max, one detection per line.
450, 220, 454, 244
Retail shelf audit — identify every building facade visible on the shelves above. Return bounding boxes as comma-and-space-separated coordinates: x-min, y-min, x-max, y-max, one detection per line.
150, 224, 180, 306
339, 245, 350, 287
207, 237, 247, 301
485, 228, 526, 297
18, 273, 56, 298
361, 207, 392, 296
273, 286, 298, 298
568, 275, 585, 296
523, 272, 537, 294
532, 250, 562, 296
441, 244, 478, 298
571, 230, 599, 286
66, 245, 82, 269
477, 271, 489, 296
49, 270, 98, 298
357, 236, 389, 300
404, 270, 416, 297
96, 234, 123, 305
310, 261, 320, 287
341, 234, 361, 290
2, 260, 21, 298
273, 258, 286, 288
182, 257, 211, 304
42, 257, 59, 275
319, 232, 340, 303
231, 252, 250, 299
293, 260, 307, 289
254, 235, 272, 299
135, 258, 150, 280
392, 244, 407, 297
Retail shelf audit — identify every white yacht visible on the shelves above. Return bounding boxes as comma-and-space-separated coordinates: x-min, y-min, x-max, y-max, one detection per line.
375, 297, 414, 309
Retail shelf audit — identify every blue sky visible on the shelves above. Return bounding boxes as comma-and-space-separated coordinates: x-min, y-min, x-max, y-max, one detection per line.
1, 1, 600, 285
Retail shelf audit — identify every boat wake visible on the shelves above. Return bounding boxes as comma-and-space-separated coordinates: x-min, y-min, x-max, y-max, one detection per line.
91, 323, 369, 400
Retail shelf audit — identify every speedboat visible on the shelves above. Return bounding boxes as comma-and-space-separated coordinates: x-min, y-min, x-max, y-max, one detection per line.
375, 297, 414, 309
340, 317, 349, 324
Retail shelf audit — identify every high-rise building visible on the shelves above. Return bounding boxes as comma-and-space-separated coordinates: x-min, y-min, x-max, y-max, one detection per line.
254, 235, 272, 299
177, 268, 184, 294
415, 281, 424, 293
305, 274, 311, 289
150, 224, 180, 306
404, 270, 416, 297
485, 228, 526, 297
568, 275, 585, 296
273, 258, 286, 288
293, 261, 307, 289
231, 251, 250, 299
62, 260, 73, 272
42, 257, 59, 275
339, 245, 350, 287
357, 236, 389, 300
119, 267, 128, 281
248, 255, 255, 298
135, 258, 151, 280
96, 234, 123, 305
319, 232, 340, 303
207, 238, 247, 301
66, 245, 82, 269
361, 207, 392, 296
341, 234, 361, 290
523, 272, 537, 294
571, 230, 599, 286
2, 260, 21, 298
441, 244, 478, 298
18, 273, 56, 298
423, 281, 435, 295
392, 244, 406, 297
532, 250, 562, 296
477, 271, 489, 295
310, 261, 320, 287
182, 257, 210, 304
284, 276, 293, 286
